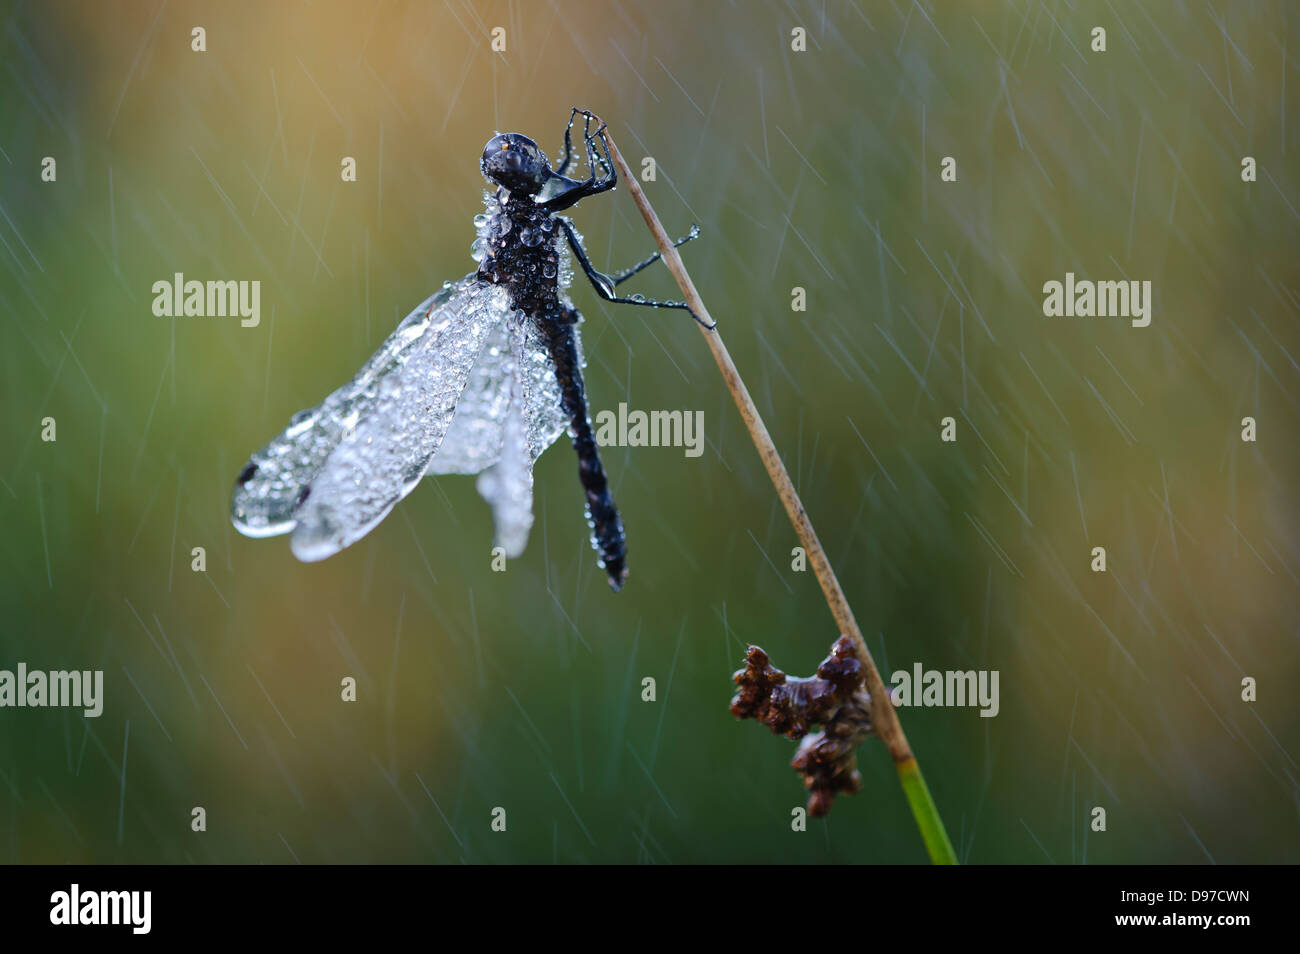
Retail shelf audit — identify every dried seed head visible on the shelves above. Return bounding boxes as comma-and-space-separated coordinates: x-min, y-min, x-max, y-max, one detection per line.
730, 635, 873, 817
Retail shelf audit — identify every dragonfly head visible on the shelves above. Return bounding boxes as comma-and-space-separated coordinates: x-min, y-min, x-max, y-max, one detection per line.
481, 133, 551, 196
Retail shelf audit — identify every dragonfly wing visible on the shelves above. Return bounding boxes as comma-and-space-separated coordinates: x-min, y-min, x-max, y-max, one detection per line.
519, 317, 573, 461
434, 314, 574, 560
474, 320, 534, 558
429, 313, 571, 475
231, 279, 472, 539
427, 216, 575, 477
426, 321, 513, 475
230, 274, 511, 560
288, 279, 511, 561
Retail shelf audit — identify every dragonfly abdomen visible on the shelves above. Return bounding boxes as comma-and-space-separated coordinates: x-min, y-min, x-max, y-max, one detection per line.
540, 311, 628, 591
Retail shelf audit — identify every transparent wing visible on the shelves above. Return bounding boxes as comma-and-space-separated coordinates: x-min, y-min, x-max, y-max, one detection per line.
230, 275, 510, 560
474, 320, 535, 558
428, 314, 572, 476
425, 321, 513, 475
428, 243, 577, 477
436, 316, 577, 559
288, 280, 511, 561
520, 317, 577, 460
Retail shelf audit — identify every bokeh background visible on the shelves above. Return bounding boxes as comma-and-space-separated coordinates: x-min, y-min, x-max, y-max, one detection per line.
1, 0, 1297, 864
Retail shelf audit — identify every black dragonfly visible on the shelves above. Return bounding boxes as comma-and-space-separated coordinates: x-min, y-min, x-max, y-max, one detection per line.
231, 109, 707, 591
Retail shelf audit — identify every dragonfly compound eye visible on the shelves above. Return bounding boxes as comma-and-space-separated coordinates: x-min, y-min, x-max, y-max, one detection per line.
480, 133, 550, 195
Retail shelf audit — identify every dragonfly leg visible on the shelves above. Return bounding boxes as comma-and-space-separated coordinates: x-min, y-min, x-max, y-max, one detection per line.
540, 147, 616, 213
558, 217, 715, 329
583, 116, 614, 180
553, 107, 585, 176
540, 112, 616, 212
608, 225, 701, 286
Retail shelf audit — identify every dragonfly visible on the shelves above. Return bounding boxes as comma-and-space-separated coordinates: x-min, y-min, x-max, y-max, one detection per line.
230, 109, 708, 591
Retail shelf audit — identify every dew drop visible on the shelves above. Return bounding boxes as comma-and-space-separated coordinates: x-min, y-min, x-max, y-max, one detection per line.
521, 227, 543, 247
470, 238, 486, 262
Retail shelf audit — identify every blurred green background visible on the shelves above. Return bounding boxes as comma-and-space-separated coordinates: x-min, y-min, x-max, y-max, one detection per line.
1, 0, 1297, 863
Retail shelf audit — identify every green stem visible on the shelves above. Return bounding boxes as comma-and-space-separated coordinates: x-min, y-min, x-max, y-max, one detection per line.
897, 757, 958, 864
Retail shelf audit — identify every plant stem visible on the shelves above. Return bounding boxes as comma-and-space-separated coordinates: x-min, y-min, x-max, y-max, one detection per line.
600, 122, 958, 865
897, 756, 957, 864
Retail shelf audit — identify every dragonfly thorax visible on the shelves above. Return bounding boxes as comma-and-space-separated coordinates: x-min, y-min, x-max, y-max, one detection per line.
474, 191, 563, 320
